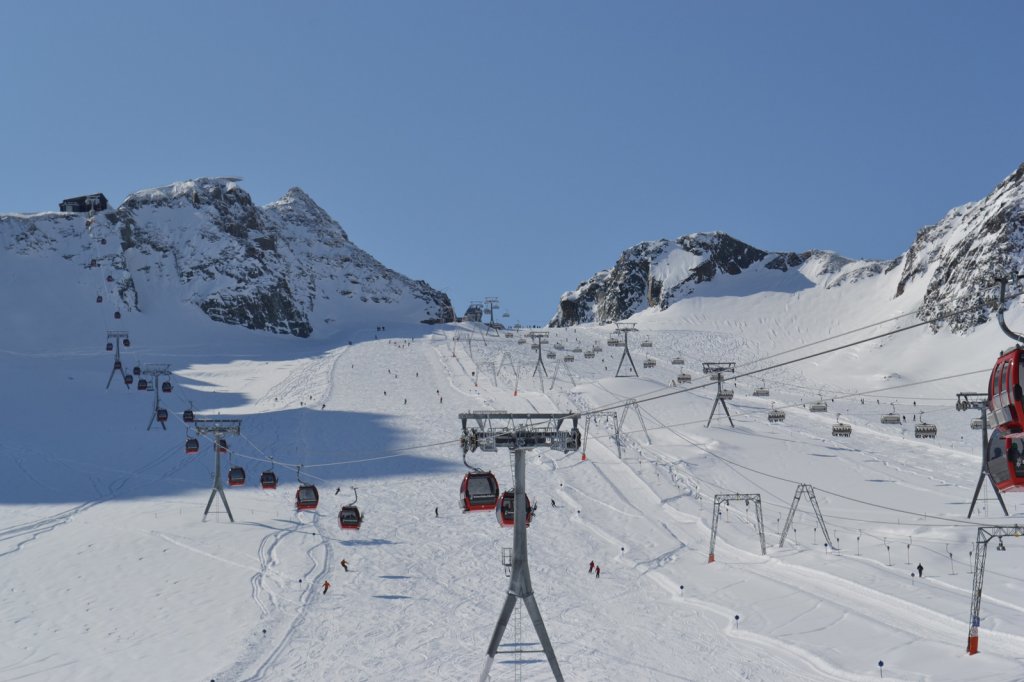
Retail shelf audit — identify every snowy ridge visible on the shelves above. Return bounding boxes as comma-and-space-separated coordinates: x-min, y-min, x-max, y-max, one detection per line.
0, 177, 454, 338
552, 162, 1024, 332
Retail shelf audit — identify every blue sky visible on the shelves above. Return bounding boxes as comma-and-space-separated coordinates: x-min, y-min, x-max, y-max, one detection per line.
2, 1, 1021, 325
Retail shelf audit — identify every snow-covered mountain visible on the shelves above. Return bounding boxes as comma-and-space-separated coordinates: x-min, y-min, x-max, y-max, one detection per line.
7, 169, 1024, 681
551, 163, 1024, 329
0, 177, 454, 338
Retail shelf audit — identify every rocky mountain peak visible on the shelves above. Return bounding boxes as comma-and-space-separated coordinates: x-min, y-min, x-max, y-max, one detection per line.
551, 162, 1024, 334
0, 177, 454, 337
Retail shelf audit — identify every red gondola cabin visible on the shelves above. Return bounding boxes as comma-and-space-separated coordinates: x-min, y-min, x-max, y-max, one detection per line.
260, 471, 278, 490
227, 466, 246, 486
986, 426, 1024, 492
460, 471, 500, 512
339, 506, 362, 530
496, 491, 532, 528
989, 347, 1024, 430
296, 484, 319, 510
185, 438, 200, 455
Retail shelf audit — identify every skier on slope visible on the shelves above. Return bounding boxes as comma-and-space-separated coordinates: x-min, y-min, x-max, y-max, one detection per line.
589, 560, 595, 574
917, 563, 923, 578
322, 580, 331, 595
341, 559, 349, 572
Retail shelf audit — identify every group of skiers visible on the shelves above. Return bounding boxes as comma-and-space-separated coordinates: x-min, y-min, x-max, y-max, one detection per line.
588, 560, 600, 578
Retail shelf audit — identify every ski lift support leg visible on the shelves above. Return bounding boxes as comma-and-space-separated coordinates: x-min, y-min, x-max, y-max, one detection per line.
779, 484, 835, 549
708, 493, 765, 562
967, 524, 1024, 654
196, 418, 241, 523
958, 393, 1009, 518
461, 412, 578, 682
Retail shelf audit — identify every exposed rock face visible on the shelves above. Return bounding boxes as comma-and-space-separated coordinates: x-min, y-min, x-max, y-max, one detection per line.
552, 163, 1024, 333
897, 164, 1024, 332
0, 177, 454, 336
552, 232, 888, 326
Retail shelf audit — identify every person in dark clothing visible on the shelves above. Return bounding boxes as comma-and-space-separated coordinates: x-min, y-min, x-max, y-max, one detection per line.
551, 499, 556, 507
322, 580, 331, 594
917, 563, 923, 578
595, 566, 601, 578
435, 507, 439, 518
341, 559, 349, 572
589, 560, 595, 574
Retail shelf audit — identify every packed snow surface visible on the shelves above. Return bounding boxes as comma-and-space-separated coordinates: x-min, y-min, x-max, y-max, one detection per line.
3, 242, 1024, 681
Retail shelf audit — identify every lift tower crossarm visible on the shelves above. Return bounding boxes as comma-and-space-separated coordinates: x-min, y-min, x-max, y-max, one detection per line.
458, 411, 580, 682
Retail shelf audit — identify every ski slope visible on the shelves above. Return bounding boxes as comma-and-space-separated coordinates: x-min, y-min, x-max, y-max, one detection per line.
3, 267, 1024, 681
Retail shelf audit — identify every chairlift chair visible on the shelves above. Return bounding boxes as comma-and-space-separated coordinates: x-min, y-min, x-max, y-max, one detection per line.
564, 355, 575, 362
584, 351, 595, 359
914, 415, 938, 439
809, 398, 828, 413
971, 417, 984, 430
496, 490, 533, 528
296, 483, 319, 510
227, 466, 246, 486
671, 357, 685, 365
717, 388, 734, 400
832, 416, 852, 437
677, 373, 691, 383
260, 470, 278, 490
768, 407, 786, 423
640, 338, 653, 348
753, 384, 769, 398
643, 358, 656, 368
546, 351, 556, 359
